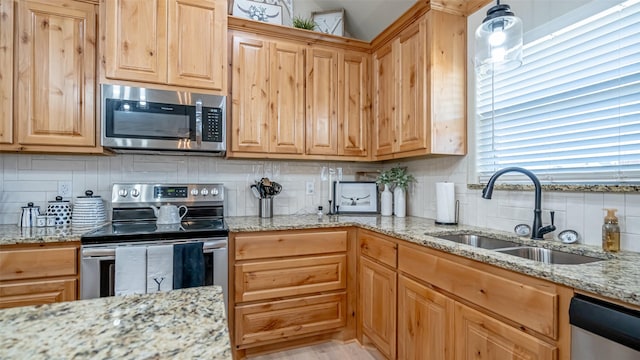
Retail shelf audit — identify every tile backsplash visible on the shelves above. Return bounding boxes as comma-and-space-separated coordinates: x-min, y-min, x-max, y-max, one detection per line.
0, 154, 380, 224
1, 153, 638, 252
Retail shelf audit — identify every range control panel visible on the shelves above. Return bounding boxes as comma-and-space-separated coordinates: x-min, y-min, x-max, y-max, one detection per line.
112, 183, 224, 205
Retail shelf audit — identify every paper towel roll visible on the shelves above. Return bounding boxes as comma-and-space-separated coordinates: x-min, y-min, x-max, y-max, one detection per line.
436, 182, 457, 224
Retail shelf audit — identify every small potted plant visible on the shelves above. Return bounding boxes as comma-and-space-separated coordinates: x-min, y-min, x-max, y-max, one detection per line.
292, 16, 316, 31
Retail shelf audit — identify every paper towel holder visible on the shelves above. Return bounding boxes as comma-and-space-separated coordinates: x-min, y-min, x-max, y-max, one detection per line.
435, 200, 459, 225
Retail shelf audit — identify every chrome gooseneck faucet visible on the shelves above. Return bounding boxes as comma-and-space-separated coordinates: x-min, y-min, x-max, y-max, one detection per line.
482, 167, 556, 240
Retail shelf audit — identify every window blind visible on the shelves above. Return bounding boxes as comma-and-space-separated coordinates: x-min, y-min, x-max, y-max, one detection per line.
476, 0, 640, 184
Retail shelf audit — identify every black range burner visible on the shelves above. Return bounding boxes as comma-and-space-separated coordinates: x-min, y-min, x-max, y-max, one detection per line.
81, 219, 228, 244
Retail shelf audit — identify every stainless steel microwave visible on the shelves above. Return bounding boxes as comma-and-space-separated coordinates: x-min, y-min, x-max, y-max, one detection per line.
101, 84, 226, 155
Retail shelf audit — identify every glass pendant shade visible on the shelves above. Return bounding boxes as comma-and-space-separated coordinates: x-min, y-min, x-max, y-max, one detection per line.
475, 3, 523, 75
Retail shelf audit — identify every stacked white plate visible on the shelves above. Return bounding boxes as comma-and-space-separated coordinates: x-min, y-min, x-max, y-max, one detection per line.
72, 190, 107, 231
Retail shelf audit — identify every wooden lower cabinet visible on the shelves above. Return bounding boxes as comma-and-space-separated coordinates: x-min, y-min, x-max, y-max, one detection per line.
360, 256, 397, 359
0, 243, 79, 309
230, 228, 355, 358
398, 275, 454, 360
454, 302, 557, 360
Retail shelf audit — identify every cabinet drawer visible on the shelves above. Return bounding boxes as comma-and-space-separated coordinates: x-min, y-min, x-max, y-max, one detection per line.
359, 231, 397, 268
235, 292, 346, 347
235, 230, 347, 260
399, 245, 558, 338
235, 254, 347, 302
0, 278, 77, 309
0, 247, 77, 281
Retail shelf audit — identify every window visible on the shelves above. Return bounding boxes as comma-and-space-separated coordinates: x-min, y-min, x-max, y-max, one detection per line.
476, 0, 640, 184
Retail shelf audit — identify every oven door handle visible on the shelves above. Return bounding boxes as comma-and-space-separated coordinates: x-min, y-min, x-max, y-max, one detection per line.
203, 240, 228, 253
82, 239, 227, 258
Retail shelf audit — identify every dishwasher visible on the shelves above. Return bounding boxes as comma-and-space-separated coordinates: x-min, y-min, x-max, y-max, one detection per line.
569, 294, 640, 359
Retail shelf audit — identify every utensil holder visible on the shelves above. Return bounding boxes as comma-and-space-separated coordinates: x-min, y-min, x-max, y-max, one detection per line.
259, 198, 273, 218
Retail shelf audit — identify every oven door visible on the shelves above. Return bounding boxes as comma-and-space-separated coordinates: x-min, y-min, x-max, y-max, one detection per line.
80, 238, 228, 306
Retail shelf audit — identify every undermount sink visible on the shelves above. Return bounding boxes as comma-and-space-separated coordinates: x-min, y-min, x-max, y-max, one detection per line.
435, 234, 521, 249
495, 247, 602, 265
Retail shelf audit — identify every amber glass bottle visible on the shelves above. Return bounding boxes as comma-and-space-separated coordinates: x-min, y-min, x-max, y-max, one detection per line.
602, 209, 620, 252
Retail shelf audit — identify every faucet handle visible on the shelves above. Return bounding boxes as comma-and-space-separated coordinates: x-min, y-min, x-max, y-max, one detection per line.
550, 211, 555, 226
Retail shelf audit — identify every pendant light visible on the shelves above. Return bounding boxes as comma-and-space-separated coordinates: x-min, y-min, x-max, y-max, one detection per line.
475, 0, 523, 75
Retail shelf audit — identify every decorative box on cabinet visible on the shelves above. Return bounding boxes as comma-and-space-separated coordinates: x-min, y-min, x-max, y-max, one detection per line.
0, 243, 79, 309
104, 0, 227, 93
230, 229, 356, 358
1, 0, 101, 154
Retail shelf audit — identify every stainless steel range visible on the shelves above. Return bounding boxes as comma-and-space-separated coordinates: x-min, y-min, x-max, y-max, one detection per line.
80, 183, 228, 306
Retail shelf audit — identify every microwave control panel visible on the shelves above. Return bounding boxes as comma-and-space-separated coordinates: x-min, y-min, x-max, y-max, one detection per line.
203, 107, 223, 142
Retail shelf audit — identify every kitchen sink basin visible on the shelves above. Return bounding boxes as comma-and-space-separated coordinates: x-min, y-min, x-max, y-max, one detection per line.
435, 234, 521, 249
495, 247, 602, 265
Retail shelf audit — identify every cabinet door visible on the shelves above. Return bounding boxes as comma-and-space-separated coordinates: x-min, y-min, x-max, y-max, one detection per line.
0, 278, 77, 309
0, 0, 13, 145
231, 35, 270, 153
398, 275, 454, 360
167, 0, 226, 91
269, 40, 305, 154
373, 43, 395, 156
397, 17, 427, 153
338, 50, 369, 157
306, 46, 338, 155
105, 0, 167, 83
454, 302, 557, 360
16, 0, 96, 147
360, 257, 396, 359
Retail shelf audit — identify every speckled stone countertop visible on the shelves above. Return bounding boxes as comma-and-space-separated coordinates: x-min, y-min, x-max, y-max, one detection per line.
0, 224, 85, 245
0, 286, 231, 360
226, 215, 640, 306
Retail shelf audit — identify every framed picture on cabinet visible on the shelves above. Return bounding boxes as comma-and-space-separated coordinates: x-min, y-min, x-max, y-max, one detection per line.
231, 0, 291, 25
312, 8, 345, 36
332, 181, 378, 214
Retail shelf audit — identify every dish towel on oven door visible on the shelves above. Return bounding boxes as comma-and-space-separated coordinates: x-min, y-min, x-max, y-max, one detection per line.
146, 245, 174, 293
114, 246, 147, 296
173, 242, 205, 289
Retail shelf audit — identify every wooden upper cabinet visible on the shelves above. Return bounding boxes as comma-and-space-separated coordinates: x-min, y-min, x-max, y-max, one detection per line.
372, 10, 466, 160
338, 51, 369, 157
167, 0, 226, 91
105, 0, 227, 92
230, 35, 304, 154
15, 0, 96, 147
373, 43, 395, 157
306, 46, 339, 156
0, 0, 14, 145
105, 0, 168, 83
397, 19, 427, 153
269, 40, 305, 154
231, 35, 269, 153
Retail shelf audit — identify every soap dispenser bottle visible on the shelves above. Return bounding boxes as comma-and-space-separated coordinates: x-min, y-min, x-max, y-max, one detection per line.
602, 208, 620, 252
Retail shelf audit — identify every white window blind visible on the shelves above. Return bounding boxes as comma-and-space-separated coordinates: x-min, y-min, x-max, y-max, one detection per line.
476, 0, 640, 184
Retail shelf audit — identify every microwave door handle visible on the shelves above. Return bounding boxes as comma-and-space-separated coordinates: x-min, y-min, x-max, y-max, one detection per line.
195, 100, 203, 148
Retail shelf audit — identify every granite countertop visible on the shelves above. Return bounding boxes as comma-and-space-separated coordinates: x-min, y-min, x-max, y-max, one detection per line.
3, 215, 639, 306
226, 215, 640, 306
0, 224, 85, 245
0, 286, 231, 360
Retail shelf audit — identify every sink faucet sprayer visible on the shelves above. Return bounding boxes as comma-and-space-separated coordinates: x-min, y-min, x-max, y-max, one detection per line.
482, 167, 556, 240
